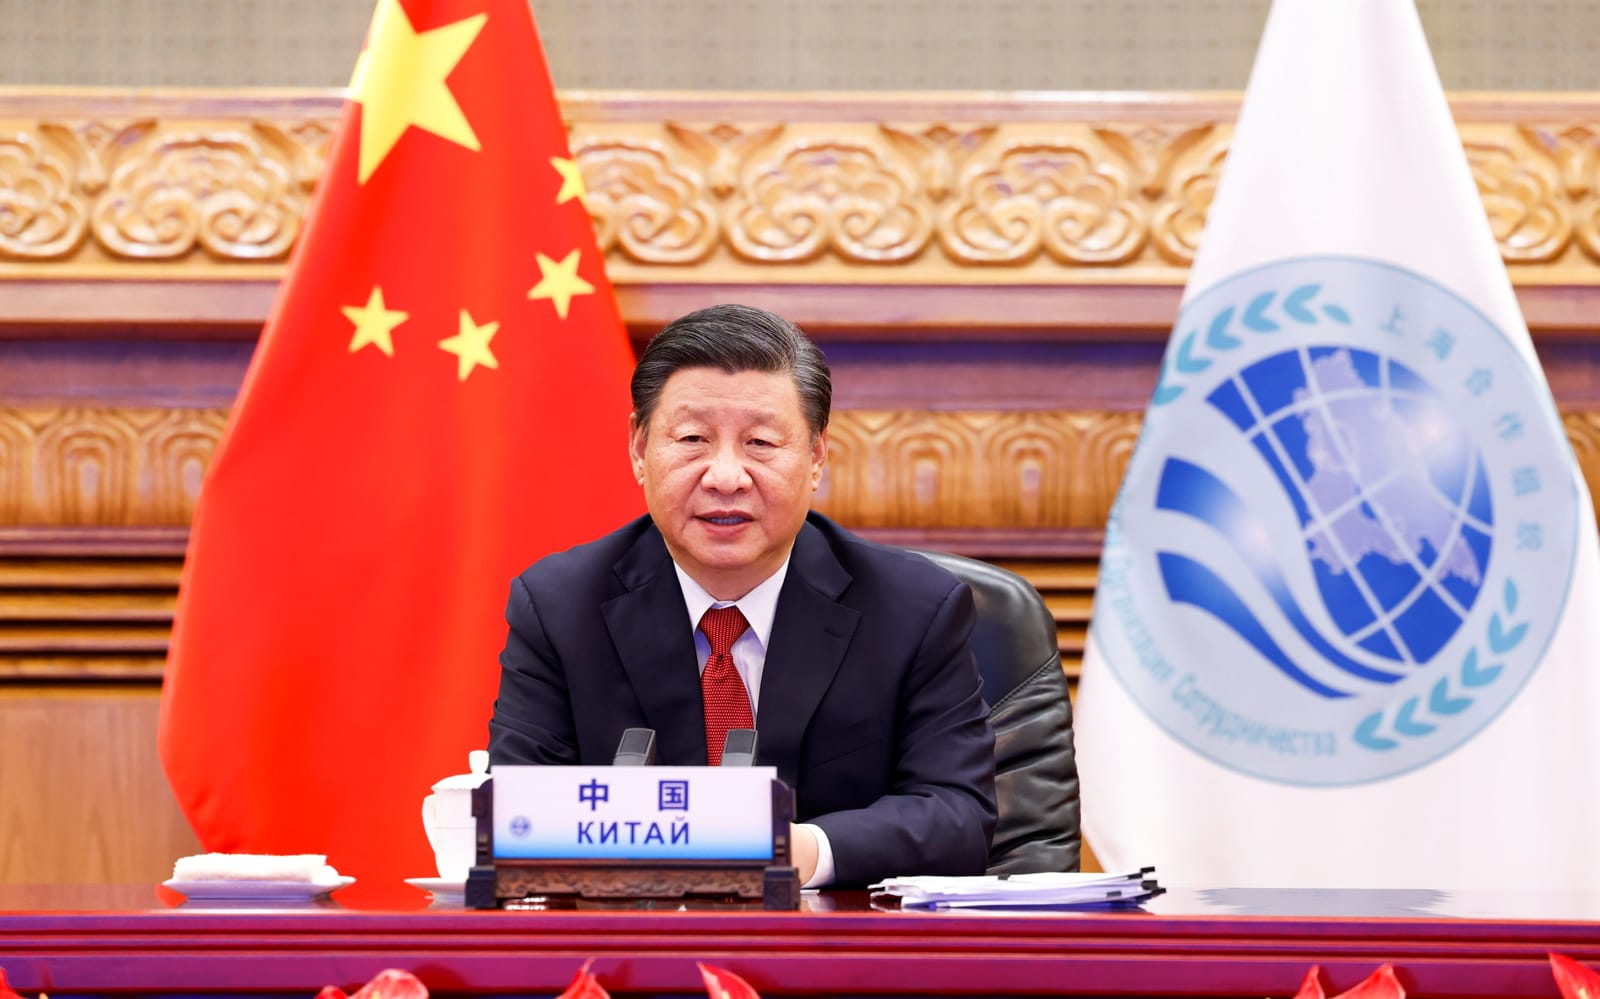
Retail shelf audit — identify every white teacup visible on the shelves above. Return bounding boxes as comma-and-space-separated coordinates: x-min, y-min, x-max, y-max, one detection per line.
422, 749, 490, 881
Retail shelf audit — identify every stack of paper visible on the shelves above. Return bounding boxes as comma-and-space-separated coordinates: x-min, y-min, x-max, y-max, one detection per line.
871, 869, 1162, 910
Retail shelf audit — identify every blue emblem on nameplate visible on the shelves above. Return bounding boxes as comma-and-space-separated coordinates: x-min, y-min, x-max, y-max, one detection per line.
491, 766, 778, 860
1098, 257, 1578, 786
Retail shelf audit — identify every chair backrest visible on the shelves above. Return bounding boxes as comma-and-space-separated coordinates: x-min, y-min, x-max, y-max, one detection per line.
913, 549, 1081, 874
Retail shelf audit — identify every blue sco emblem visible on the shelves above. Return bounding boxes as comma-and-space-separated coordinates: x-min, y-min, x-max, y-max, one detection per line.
1096, 257, 1578, 786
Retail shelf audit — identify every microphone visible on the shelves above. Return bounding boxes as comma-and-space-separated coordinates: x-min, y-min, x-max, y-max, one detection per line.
612, 727, 657, 766
719, 728, 759, 767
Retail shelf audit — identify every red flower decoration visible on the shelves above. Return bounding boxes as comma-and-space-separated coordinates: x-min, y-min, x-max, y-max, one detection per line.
1551, 953, 1600, 999
315, 968, 428, 999
556, 959, 611, 999
697, 962, 763, 999
1292, 964, 1405, 999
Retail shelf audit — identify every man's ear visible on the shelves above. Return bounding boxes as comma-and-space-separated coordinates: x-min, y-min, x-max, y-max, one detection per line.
810, 429, 829, 490
628, 412, 647, 482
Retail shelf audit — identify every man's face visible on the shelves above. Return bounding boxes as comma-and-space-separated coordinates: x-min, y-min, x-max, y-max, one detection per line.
630, 366, 827, 600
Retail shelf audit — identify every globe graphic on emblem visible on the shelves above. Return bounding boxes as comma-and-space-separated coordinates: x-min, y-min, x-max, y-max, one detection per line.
1205, 346, 1493, 667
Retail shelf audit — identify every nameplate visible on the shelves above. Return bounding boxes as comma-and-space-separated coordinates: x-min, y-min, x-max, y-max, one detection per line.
491, 765, 778, 861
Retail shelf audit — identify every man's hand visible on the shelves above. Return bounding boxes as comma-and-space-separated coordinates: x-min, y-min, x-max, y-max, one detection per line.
790, 822, 819, 884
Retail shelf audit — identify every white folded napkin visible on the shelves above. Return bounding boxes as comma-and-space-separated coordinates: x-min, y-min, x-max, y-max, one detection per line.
171, 853, 340, 883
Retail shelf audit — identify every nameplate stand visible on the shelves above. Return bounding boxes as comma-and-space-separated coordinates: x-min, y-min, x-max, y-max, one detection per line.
465, 766, 799, 910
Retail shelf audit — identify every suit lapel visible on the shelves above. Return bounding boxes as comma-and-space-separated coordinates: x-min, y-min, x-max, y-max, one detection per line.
756, 521, 860, 786
601, 525, 707, 765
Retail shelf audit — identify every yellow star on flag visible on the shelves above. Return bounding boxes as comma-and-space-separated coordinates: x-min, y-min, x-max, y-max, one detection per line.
552, 157, 587, 204
438, 309, 500, 381
527, 249, 595, 320
342, 286, 409, 356
348, 0, 487, 184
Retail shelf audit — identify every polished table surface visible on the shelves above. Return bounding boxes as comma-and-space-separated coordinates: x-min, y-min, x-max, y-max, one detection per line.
3, 883, 1600, 997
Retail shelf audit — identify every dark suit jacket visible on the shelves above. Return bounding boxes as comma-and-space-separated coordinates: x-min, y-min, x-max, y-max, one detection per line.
487, 511, 997, 886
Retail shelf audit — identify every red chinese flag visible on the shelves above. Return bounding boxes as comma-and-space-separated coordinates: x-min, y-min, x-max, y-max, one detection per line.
158, 0, 641, 884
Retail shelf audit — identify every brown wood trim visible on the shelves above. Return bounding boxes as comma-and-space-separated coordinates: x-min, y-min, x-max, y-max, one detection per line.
6, 282, 1600, 338
0, 528, 190, 557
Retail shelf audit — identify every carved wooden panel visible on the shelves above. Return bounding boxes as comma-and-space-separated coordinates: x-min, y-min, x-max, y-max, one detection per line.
0, 117, 323, 265
4, 92, 1600, 332
818, 410, 1141, 529
0, 407, 228, 527
0, 405, 1142, 532
11, 405, 1600, 536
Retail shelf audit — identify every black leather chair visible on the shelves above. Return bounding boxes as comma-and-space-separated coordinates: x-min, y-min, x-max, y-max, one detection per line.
914, 550, 1081, 874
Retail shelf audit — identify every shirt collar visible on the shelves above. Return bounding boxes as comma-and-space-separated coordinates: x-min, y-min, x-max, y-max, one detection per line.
673, 557, 790, 651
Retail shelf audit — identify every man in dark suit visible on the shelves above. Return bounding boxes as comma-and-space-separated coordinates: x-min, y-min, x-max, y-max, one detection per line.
488, 304, 996, 888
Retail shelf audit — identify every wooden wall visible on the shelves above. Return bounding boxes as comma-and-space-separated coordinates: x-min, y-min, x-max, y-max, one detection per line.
3, 89, 1600, 883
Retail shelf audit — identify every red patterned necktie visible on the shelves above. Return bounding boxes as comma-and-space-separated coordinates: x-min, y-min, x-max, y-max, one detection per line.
699, 605, 753, 766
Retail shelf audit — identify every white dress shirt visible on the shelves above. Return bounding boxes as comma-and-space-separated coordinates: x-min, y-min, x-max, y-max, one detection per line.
672, 557, 836, 888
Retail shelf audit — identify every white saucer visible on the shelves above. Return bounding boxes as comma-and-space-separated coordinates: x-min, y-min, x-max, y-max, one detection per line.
405, 877, 466, 898
162, 876, 355, 900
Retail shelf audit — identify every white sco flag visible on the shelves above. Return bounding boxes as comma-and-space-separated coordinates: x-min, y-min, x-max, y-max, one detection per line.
1075, 0, 1600, 889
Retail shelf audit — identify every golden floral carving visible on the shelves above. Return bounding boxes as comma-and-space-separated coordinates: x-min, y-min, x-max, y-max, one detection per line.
1467, 141, 1571, 263
252, 119, 335, 192
0, 128, 89, 259
1, 92, 1600, 290
941, 141, 1145, 265
1543, 126, 1600, 262
92, 130, 301, 260
54, 120, 159, 196
1519, 123, 1600, 199
1151, 143, 1225, 265
1575, 196, 1600, 262
574, 137, 718, 264
1092, 123, 1216, 199
0, 94, 1598, 282
727, 139, 932, 263
880, 123, 997, 202
665, 122, 784, 198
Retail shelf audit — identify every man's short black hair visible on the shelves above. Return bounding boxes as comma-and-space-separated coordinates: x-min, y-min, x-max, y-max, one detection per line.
631, 303, 832, 437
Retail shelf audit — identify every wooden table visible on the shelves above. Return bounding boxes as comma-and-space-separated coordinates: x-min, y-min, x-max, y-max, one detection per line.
3, 883, 1600, 997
